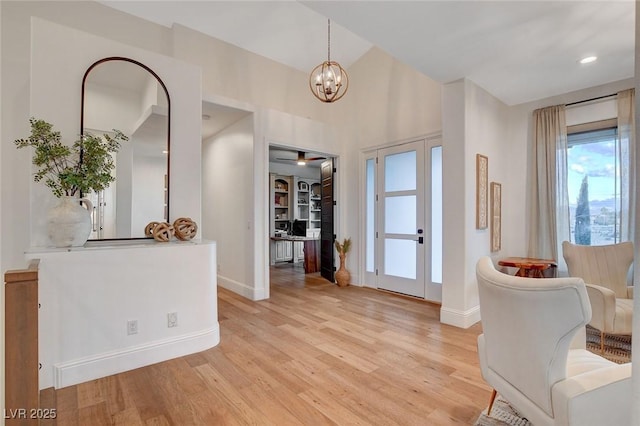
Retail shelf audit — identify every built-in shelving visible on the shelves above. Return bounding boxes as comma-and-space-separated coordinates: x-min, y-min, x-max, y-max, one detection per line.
294, 177, 320, 234
270, 174, 293, 263
270, 173, 320, 265
308, 182, 321, 230
272, 176, 290, 227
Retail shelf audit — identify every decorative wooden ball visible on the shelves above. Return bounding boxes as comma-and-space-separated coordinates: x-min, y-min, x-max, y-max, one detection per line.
173, 217, 198, 241
152, 222, 174, 242
145, 221, 160, 237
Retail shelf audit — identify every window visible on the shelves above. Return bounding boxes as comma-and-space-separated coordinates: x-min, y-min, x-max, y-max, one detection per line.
567, 126, 620, 245
431, 146, 442, 284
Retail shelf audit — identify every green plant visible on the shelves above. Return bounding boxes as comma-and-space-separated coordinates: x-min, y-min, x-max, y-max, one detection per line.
14, 118, 128, 197
335, 237, 351, 255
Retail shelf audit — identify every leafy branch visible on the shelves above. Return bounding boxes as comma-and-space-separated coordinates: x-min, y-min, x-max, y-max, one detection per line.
14, 118, 128, 197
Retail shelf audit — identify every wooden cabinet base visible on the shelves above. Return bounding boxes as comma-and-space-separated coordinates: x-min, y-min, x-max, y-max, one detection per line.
303, 240, 320, 273
5, 262, 39, 425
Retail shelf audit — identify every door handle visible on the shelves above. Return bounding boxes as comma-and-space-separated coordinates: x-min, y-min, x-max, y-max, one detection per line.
417, 229, 423, 244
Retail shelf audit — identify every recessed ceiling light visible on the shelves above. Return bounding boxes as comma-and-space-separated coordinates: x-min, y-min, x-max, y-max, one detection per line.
579, 56, 597, 64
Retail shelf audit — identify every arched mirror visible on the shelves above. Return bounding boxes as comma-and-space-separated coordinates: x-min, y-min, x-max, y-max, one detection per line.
81, 57, 170, 239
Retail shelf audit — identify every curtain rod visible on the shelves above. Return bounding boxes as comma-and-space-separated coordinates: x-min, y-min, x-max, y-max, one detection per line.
565, 93, 616, 107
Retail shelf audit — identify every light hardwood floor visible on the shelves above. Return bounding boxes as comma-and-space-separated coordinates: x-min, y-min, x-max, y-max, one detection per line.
40, 263, 489, 425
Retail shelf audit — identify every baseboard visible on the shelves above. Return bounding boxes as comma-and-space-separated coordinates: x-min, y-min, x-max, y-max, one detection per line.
218, 275, 267, 300
53, 325, 220, 389
440, 305, 481, 328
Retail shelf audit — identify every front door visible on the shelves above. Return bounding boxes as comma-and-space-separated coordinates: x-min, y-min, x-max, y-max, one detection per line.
377, 140, 426, 298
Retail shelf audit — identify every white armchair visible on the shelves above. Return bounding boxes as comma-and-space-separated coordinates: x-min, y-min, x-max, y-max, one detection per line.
562, 241, 633, 353
476, 256, 631, 426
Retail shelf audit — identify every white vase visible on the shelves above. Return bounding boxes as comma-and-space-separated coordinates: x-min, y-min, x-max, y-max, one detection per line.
47, 196, 93, 247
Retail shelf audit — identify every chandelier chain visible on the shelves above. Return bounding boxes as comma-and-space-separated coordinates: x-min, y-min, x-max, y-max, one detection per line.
327, 19, 331, 62
308, 17, 348, 102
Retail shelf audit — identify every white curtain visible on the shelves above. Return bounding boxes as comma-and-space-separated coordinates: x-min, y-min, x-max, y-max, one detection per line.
528, 105, 570, 262
617, 88, 635, 242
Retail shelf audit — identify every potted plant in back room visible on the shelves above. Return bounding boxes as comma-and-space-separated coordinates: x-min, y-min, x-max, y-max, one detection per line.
15, 117, 128, 247
334, 237, 351, 287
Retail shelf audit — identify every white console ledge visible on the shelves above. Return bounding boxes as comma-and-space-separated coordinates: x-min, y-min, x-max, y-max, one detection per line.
26, 240, 219, 389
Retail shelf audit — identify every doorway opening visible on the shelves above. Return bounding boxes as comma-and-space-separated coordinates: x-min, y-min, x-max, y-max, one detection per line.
268, 144, 337, 284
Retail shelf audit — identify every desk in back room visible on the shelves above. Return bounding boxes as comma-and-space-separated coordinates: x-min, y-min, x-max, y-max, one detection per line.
270, 236, 320, 273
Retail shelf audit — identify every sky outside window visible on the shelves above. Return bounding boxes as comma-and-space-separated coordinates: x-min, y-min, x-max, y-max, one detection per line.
567, 128, 619, 245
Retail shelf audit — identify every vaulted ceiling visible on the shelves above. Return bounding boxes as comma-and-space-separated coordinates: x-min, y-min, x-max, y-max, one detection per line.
101, 0, 634, 106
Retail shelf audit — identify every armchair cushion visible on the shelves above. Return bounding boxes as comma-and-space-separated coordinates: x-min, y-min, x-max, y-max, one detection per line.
562, 241, 633, 299
476, 256, 632, 426
584, 284, 617, 331
563, 241, 634, 336
613, 298, 633, 334
552, 363, 631, 426
476, 257, 591, 417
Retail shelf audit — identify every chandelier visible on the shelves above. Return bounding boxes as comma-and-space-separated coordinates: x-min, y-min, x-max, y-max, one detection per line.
309, 19, 349, 103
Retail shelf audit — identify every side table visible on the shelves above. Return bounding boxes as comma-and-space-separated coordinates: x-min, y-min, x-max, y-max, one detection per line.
498, 257, 557, 278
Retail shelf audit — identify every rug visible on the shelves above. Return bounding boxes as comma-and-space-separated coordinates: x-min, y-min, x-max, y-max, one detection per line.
474, 396, 532, 426
585, 325, 631, 364
475, 327, 631, 425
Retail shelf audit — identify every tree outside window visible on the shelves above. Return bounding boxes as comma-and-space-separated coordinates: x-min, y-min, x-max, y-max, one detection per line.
567, 127, 620, 246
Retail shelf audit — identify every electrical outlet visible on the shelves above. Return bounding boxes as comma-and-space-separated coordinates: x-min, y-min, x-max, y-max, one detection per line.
127, 319, 138, 335
167, 312, 178, 328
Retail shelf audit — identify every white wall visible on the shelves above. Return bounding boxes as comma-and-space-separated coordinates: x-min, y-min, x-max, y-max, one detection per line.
440, 79, 510, 327
1, 1, 193, 271
171, 19, 345, 298
85, 83, 141, 135
2, 1, 449, 305
115, 142, 134, 238
30, 241, 219, 389
173, 32, 446, 295
332, 47, 443, 147
255, 109, 338, 296
1, 0, 172, 267
141, 76, 159, 115
565, 98, 617, 125
463, 80, 511, 307
0, 0, 4, 416
1, 1, 639, 416
269, 162, 321, 180
28, 18, 202, 246
131, 154, 166, 234
171, 24, 331, 126
329, 47, 444, 286
1, 5, 211, 398
202, 115, 256, 299
6, 0, 630, 332
441, 80, 467, 322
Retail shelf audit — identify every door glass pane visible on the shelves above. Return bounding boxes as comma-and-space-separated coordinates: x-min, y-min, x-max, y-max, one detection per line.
385, 196, 416, 234
366, 158, 375, 272
384, 151, 416, 192
384, 239, 416, 279
431, 146, 442, 284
